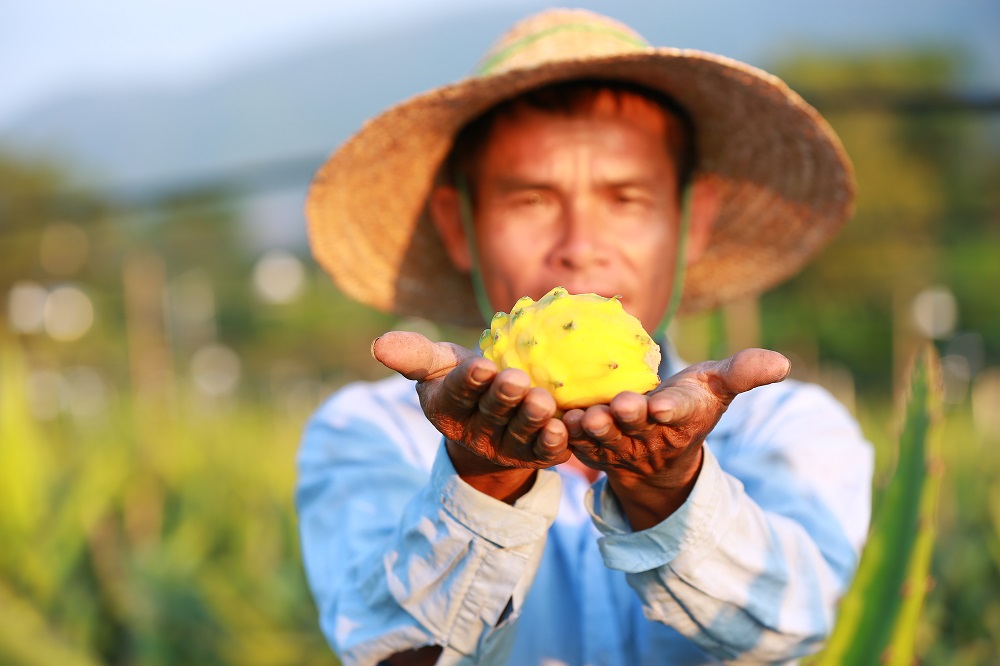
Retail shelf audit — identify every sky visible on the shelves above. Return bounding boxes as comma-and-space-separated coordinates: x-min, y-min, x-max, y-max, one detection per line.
0, 0, 532, 125
2, 0, 998, 127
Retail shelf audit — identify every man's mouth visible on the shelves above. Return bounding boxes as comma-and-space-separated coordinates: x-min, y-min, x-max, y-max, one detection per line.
557, 283, 623, 302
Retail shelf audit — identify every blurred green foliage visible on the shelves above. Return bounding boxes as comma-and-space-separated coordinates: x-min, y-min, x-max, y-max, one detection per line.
764, 49, 1000, 394
0, 341, 337, 666
0, 46, 998, 664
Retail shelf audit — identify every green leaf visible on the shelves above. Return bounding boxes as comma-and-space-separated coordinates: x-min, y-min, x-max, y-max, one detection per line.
812, 345, 942, 664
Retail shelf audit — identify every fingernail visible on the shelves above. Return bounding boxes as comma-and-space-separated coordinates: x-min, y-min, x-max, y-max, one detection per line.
522, 401, 548, 422
651, 408, 673, 422
499, 379, 527, 399
538, 433, 562, 458
471, 365, 492, 384
589, 424, 609, 437
618, 407, 639, 421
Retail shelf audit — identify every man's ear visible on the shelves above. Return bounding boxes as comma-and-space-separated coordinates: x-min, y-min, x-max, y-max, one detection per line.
428, 185, 472, 273
684, 176, 720, 266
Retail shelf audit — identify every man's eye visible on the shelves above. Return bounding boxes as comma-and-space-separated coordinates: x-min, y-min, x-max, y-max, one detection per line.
613, 190, 650, 208
516, 192, 546, 207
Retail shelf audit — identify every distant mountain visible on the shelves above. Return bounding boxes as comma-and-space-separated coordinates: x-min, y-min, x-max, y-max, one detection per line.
1, 0, 992, 205
0, 7, 528, 194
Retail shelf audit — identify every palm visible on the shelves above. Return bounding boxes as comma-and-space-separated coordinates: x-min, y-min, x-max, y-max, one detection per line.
564, 349, 790, 483
373, 331, 571, 470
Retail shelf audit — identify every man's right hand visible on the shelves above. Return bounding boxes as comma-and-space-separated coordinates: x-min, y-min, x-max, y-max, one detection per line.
372, 331, 571, 503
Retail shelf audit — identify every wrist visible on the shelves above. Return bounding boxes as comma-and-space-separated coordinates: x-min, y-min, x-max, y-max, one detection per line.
606, 444, 704, 531
445, 439, 536, 504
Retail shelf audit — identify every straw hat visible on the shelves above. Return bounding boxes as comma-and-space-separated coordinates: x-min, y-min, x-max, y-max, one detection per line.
306, 8, 854, 328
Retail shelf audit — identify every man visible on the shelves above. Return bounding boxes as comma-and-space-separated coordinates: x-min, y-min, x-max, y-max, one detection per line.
298, 9, 873, 665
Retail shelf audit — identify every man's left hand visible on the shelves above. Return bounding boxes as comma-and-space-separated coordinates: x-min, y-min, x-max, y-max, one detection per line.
562, 348, 790, 530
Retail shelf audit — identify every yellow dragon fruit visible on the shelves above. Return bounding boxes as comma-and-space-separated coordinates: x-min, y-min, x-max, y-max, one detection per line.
479, 286, 661, 411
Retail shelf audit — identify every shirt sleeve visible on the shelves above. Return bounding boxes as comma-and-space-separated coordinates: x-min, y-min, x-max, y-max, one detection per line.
586, 381, 874, 663
295, 380, 562, 666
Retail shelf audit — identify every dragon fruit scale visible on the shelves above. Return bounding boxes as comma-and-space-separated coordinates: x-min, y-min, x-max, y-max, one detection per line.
478, 286, 662, 411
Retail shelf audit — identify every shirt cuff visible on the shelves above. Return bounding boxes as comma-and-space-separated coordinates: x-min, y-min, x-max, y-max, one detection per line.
431, 440, 562, 549
586, 444, 736, 574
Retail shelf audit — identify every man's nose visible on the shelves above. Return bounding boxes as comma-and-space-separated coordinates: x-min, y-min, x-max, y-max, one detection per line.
551, 200, 608, 269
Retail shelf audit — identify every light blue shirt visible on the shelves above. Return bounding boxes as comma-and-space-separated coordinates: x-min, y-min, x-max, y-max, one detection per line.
296, 357, 873, 665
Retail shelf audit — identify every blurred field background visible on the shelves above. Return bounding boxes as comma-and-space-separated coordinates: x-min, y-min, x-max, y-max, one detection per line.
2, 2, 999, 664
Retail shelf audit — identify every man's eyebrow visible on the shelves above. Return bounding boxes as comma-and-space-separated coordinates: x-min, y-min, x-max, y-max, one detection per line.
490, 175, 660, 191
491, 176, 556, 193
601, 177, 657, 188
594, 175, 662, 193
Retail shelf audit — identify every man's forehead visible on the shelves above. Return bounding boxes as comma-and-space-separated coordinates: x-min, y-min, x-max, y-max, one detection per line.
492, 87, 672, 132
444, 80, 695, 193
478, 93, 673, 165
476, 96, 680, 185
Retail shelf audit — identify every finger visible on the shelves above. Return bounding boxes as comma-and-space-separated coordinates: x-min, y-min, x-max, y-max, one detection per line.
608, 391, 650, 434
648, 349, 790, 425
532, 418, 571, 465
580, 405, 624, 445
504, 386, 557, 442
562, 409, 585, 438
372, 331, 476, 381
715, 348, 791, 397
478, 368, 532, 425
433, 357, 498, 414
647, 384, 701, 425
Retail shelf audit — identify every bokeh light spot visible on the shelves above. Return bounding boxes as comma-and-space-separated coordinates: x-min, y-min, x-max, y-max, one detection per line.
911, 285, 957, 340
7, 281, 48, 334
191, 344, 241, 397
253, 250, 305, 304
44, 285, 95, 341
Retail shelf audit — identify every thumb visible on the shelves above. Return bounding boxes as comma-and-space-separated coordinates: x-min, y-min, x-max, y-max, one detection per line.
371, 331, 476, 382
716, 348, 791, 397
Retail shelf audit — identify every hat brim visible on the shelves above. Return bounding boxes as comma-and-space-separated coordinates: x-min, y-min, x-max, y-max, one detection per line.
306, 47, 854, 328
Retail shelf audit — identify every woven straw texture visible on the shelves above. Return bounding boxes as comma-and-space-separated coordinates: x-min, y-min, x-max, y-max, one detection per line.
306, 9, 854, 328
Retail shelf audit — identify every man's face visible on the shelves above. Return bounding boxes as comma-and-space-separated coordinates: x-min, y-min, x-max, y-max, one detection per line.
432, 89, 715, 334
472, 91, 686, 332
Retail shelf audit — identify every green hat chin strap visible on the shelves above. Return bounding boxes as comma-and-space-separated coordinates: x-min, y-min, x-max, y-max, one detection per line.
455, 175, 497, 325
653, 183, 693, 342
455, 176, 693, 343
